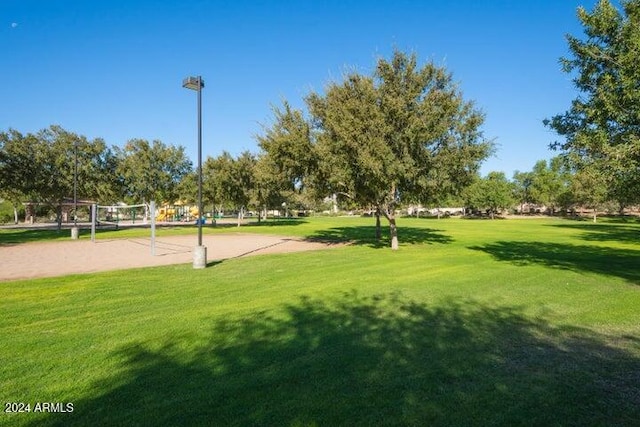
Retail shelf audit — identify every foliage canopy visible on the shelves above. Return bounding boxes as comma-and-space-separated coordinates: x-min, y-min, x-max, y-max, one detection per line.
259, 50, 492, 248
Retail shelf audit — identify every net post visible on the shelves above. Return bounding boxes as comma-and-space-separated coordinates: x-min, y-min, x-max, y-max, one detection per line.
91, 204, 97, 242
150, 200, 156, 256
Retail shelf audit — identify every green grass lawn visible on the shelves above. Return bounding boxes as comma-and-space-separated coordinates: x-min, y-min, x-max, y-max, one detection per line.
1, 216, 639, 426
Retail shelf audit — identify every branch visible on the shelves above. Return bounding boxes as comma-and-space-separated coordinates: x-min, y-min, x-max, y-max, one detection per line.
336, 191, 354, 200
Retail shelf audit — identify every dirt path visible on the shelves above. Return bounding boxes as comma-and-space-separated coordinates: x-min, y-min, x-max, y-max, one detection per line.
0, 234, 337, 281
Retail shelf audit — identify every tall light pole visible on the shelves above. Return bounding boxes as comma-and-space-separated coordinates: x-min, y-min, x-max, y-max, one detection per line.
183, 75, 207, 268
71, 140, 79, 240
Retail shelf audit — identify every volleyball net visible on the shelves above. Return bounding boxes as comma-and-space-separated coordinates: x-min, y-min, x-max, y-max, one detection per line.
95, 203, 149, 229
89, 201, 162, 256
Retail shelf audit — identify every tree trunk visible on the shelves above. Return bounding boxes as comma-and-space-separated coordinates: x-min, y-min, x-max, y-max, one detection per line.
388, 215, 399, 250
237, 207, 244, 227
13, 205, 18, 224
593, 209, 597, 223
375, 209, 381, 240
56, 204, 63, 231
25, 203, 35, 224
381, 207, 399, 250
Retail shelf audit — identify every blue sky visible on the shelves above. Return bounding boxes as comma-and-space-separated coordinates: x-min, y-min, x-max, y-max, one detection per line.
1, 0, 604, 177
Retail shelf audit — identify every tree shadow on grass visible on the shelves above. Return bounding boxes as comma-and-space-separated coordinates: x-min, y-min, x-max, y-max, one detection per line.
33, 292, 640, 426
547, 222, 640, 245
469, 241, 640, 285
0, 228, 73, 245
244, 218, 309, 228
306, 226, 453, 248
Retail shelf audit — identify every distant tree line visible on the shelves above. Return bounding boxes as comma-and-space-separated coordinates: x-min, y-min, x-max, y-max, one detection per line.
0, 126, 636, 230
465, 155, 637, 222
0, 127, 192, 228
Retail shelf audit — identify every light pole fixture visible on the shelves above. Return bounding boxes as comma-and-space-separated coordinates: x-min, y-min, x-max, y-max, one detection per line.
182, 75, 207, 269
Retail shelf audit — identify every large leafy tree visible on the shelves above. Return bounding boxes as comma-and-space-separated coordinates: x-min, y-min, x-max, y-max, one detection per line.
202, 156, 223, 215
260, 51, 491, 249
176, 171, 197, 206
528, 157, 572, 214
202, 151, 257, 225
465, 172, 515, 219
115, 139, 192, 204
253, 153, 291, 221
233, 151, 258, 222
545, 0, 640, 205
512, 170, 534, 213
255, 102, 323, 217
0, 186, 25, 224
569, 162, 610, 222
608, 167, 640, 212
203, 152, 235, 217
0, 131, 30, 223
256, 102, 316, 194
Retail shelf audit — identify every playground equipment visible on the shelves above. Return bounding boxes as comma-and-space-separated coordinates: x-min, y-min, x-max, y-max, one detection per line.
155, 204, 201, 222
155, 207, 175, 222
